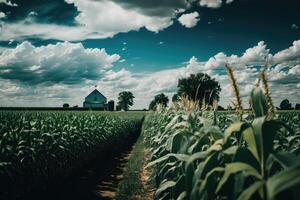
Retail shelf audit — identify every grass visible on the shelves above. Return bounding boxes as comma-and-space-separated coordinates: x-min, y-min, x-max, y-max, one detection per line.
115, 116, 154, 200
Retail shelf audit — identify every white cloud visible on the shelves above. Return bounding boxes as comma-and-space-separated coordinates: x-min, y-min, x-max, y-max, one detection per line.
0, 0, 234, 41
199, 0, 222, 8
0, 0, 17, 7
178, 12, 200, 28
0, 41, 120, 84
272, 39, 300, 64
226, 0, 234, 4
291, 24, 299, 30
1, 40, 299, 109
0, 12, 6, 19
0, 0, 176, 41
110, 40, 299, 108
28, 11, 38, 17
240, 41, 270, 64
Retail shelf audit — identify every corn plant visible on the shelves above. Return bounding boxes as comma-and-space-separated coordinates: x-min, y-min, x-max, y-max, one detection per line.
0, 111, 144, 199
144, 86, 300, 200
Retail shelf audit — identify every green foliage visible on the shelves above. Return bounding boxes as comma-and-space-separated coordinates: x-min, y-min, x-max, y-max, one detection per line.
0, 111, 144, 198
279, 99, 292, 110
149, 93, 169, 110
144, 87, 300, 200
117, 91, 135, 111
177, 73, 221, 106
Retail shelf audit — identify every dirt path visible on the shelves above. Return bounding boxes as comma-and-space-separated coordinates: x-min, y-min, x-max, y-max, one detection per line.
95, 151, 132, 199
134, 148, 155, 200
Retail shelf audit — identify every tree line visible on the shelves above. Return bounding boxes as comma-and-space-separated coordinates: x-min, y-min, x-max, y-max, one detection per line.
77, 73, 299, 111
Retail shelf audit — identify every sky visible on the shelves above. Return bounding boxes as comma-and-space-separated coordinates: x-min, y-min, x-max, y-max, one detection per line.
0, 0, 299, 109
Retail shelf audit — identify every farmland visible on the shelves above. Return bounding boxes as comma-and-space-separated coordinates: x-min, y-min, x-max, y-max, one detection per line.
0, 97, 300, 200
0, 111, 144, 199
143, 93, 300, 199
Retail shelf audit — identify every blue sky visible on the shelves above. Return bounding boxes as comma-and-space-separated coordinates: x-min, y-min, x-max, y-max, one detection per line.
0, 0, 299, 109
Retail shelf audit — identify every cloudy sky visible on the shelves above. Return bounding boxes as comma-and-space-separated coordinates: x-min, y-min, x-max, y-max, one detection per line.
0, 0, 299, 109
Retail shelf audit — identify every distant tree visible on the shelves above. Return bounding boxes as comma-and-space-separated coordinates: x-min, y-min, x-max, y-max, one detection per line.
177, 73, 221, 106
73, 105, 78, 108
279, 99, 292, 110
172, 94, 180, 103
117, 91, 135, 111
295, 103, 300, 110
217, 105, 225, 111
149, 93, 169, 110
149, 101, 156, 111
116, 105, 121, 111
63, 103, 69, 108
108, 100, 115, 111
227, 105, 232, 111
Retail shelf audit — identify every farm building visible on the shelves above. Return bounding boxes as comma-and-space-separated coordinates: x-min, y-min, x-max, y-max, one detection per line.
83, 89, 107, 108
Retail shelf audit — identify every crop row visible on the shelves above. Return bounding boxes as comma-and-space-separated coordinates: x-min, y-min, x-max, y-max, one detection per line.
0, 111, 144, 199
144, 87, 300, 200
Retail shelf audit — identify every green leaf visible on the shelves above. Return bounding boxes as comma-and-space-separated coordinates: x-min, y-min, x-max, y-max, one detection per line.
147, 153, 189, 167
176, 192, 186, 200
237, 181, 264, 200
251, 117, 266, 166
198, 167, 225, 199
233, 147, 260, 172
155, 181, 176, 198
266, 163, 300, 200
241, 126, 260, 162
185, 151, 213, 196
216, 162, 261, 193
268, 152, 300, 169
224, 122, 245, 142
261, 120, 281, 162
200, 152, 221, 179
251, 87, 268, 117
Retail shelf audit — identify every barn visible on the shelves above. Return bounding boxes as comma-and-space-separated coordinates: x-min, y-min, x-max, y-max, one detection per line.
83, 89, 107, 108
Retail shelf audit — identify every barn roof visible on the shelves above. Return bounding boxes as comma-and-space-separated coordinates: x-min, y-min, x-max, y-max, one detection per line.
85, 89, 107, 100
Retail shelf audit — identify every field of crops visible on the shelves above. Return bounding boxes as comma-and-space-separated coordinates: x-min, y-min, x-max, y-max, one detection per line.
1, 90, 300, 200
143, 89, 300, 200
0, 111, 144, 199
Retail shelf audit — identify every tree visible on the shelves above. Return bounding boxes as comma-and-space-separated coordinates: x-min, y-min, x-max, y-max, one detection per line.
217, 105, 225, 111
117, 91, 135, 111
295, 103, 300, 110
63, 103, 69, 108
279, 99, 292, 110
149, 93, 169, 110
172, 94, 180, 103
177, 73, 221, 106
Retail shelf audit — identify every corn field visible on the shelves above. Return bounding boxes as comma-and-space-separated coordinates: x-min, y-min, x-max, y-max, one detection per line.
0, 111, 144, 199
143, 87, 300, 200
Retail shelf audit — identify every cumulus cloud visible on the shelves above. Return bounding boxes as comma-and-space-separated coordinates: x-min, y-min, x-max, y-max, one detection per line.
1, 40, 299, 109
272, 40, 300, 64
226, 0, 234, 4
199, 0, 223, 8
0, 0, 234, 41
178, 11, 200, 28
291, 24, 299, 30
0, 12, 6, 19
0, 0, 17, 7
0, 41, 120, 84
240, 41, 270, 64
109, 0, 189, 17
100, 40, 299, 108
